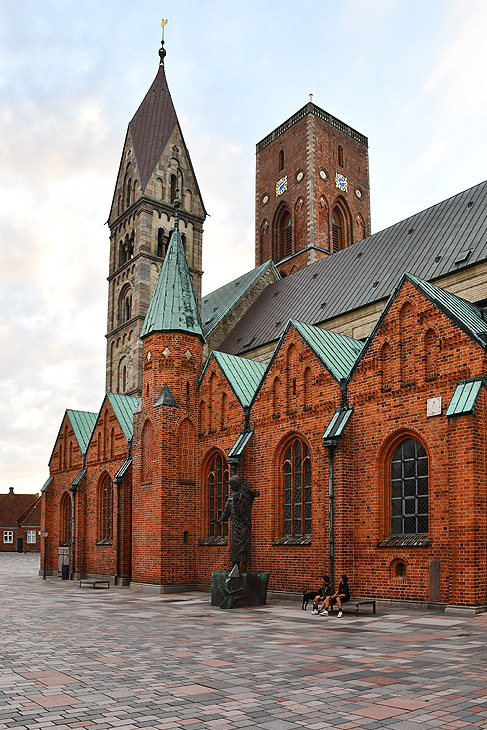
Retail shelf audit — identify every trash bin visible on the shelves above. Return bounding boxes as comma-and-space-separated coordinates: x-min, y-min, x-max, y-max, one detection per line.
61, 564, 69, 580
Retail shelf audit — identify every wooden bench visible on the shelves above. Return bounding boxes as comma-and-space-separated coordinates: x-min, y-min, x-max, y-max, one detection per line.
79, 580, 110, 590
353, 599, 376, 616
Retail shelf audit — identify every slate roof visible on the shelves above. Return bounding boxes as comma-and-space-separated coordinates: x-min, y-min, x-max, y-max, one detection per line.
129, 62, 178, 191
291, 320, 364, 382
201, 351, 267, 409
66, 410, 98, 454
107, 393, 140, 441
202, 261, 279, 338
220, 180, 487, 356
141, 226, 204, 341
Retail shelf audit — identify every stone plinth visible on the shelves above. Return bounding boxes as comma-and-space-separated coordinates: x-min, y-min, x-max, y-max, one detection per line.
211, 570, 269, 609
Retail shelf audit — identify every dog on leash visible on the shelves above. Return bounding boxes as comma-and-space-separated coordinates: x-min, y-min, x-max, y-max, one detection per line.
302, 589, 322, 610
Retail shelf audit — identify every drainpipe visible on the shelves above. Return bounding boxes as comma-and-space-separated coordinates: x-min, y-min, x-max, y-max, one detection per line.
326, 441, 337, 589
69, 483, 77, 580
114, 476, 121, 587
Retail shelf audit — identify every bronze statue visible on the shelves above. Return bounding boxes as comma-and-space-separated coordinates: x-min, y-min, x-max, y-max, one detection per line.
214, 475, 259, 571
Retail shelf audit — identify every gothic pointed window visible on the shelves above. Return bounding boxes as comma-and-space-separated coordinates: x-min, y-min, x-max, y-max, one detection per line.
98, 475, 113, 542
276, 208, 292, 261
283, 438, 312, 537
170, 174, 177, 203
157, 228, 166, 258
390, 438, 428, 536
208, 453, 229, 538
60, 492, 72, 545
332, 206, 344, 252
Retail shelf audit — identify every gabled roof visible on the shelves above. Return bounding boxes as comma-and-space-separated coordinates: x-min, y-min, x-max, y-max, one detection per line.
202, 261, 279, 338
141, 226, 204, 341
220, 180, 487, 356
0, 492, 39, 529
291, 320, 364, 382
66, 409, 98, 454
200, 351, 267, 409
107, 393, 140, 441
18, 497, 41, 528
348, 272, 487, 382
129, 62, 178, 191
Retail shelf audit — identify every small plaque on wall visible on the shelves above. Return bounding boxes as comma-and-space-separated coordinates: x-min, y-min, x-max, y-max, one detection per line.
427, 397, 442, 417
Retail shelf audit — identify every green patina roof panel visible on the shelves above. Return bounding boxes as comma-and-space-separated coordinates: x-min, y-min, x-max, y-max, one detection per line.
446, 379, 484, 417
202, 261, 277, 337
40, 476, 53, 493
66, 410, 98, 454
323, 407, 353, 440
407, 274, 487, 346
291, 320, 364, 382
107, 393, 140, 441
211, 351, 267, 408
141, 227, 204, 340
228, 430, 254, 458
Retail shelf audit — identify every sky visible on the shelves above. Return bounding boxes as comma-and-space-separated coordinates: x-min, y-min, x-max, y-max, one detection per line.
0, 0, 486, 494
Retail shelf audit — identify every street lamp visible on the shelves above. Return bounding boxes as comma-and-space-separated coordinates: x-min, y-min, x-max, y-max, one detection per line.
42, 527, 48, 580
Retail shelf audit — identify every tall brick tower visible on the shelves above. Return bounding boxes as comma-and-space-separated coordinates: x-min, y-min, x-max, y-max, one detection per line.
131, 196, 204, 588
106, 38, 206, 396
255, 101, 371, 276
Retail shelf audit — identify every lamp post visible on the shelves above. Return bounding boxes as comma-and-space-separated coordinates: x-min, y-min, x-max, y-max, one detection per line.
42, 527, 48, 580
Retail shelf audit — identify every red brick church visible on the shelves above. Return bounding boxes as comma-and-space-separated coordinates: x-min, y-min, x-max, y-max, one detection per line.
41, 38, 487, 611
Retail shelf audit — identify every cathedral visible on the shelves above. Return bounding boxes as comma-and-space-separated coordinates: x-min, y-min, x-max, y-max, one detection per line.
41, 38, 487, 611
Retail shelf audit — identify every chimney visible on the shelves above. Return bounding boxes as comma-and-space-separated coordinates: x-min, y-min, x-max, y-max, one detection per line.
9, 487, 14, 494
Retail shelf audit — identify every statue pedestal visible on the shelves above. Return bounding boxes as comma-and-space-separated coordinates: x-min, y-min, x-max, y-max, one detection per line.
211, 570, 270, 609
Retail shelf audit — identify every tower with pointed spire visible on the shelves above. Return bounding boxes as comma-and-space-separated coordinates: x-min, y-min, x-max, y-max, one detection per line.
106, 34, 206, 397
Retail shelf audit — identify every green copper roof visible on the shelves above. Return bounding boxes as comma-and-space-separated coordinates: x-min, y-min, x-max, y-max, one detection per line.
406, 273, 487, 347
201, 351, 267, 409
201, 261, 279, 337
291, 320, 364, 382
228, 429, 254, 459
140, 227, 204, 340
66, 410, 98, 454
323, 407, 353, 442
107, 393, 140, 441
446, 378, 485, 417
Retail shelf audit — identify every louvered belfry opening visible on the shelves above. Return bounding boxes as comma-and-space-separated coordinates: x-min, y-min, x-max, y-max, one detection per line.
332, 205, 343, 252
278, 208, 292, 260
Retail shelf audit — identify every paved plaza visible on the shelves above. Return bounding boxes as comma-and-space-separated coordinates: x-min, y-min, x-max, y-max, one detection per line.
1, 555, 487, 729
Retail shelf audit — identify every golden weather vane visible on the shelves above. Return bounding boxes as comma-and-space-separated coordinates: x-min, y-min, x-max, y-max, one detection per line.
161, 18, 168, 41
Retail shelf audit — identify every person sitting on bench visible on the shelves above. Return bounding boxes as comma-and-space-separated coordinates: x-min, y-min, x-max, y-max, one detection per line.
322, 574, 350, 617
312, 575, 333, 614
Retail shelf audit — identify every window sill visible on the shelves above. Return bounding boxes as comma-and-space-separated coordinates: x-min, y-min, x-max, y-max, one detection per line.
377, 535, 430, 548
96, 539, 113, 546
273, 535, 311, 546
198, 536, 228, 546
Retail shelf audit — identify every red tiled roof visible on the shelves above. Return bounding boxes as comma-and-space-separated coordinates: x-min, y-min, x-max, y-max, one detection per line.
0, 492, 39, 529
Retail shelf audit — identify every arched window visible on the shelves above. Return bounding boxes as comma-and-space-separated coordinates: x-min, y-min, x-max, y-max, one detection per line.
424, 328, 438, 380
118, 239, 127, 267
283, 438, 312, 537
157, 228, 166, 258
98, 475, 112, 541
118, 357, 128, 394
338, 145, 344, 167
208, 453, 229, 538
179, 419, 195, 481
303, 367, 313, 409
155, 177, 164, 200
141, 420, 154, 483
118, 285, 132, 325
276, 208, 292, 261
391, 438, 428, 535
332, 206, 344, 252
60, 492, 71, 544
170, 174, 177, 203
279, 149, 284, 171
185, 189, 192, 212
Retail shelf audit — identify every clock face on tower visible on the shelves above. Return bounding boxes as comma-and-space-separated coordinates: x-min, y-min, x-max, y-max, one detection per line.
335, 172, 348, 193
275, 176, 288, 196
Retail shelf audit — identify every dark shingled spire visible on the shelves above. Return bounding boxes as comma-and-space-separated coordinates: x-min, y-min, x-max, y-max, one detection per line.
128, 40, 178, 191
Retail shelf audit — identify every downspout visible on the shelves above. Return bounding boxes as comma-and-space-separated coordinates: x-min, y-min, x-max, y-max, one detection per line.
114, 439, 132, 587
326, 442, 337, 589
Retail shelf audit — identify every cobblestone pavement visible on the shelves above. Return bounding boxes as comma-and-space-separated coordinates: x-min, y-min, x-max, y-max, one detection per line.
1, 554, 487, 729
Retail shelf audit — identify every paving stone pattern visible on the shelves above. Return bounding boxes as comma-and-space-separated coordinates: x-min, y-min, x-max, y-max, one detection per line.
1, 554, 487, 729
